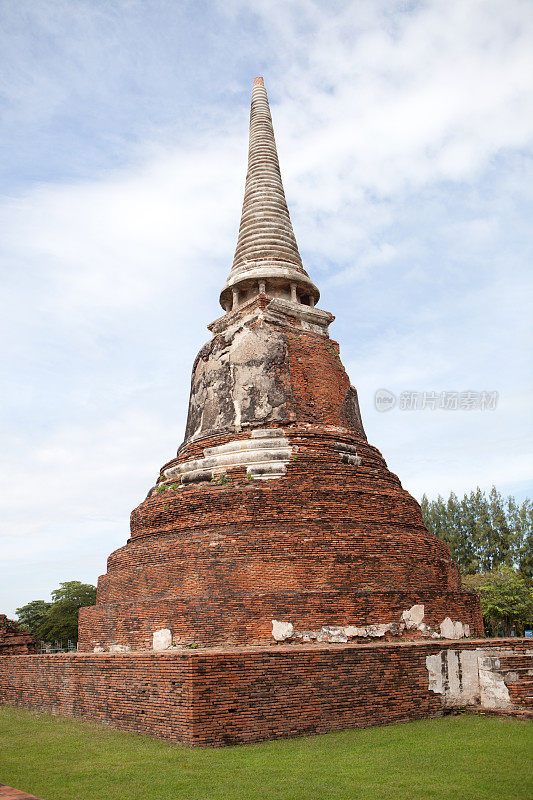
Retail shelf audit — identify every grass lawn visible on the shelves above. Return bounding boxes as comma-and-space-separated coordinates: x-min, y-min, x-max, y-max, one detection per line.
0, 708, 531, 800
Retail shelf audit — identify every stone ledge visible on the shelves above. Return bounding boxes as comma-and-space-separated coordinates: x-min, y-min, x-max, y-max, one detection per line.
161, 430, 294, 486
3, 637, 528, 658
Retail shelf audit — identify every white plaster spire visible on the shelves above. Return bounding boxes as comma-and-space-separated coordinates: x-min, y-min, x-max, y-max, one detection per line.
232, 77, 304, 272
220, 77, 319, 311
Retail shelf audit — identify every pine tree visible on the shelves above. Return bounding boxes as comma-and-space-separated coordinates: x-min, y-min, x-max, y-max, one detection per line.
421, 487, 532, 577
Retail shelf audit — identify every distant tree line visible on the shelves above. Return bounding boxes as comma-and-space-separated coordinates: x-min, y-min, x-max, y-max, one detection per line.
16, 581, 96, 644
421, 487, 531, 577
421, 487, 533, 636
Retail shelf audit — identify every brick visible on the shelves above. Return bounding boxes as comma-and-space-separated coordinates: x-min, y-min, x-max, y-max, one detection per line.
0, 639, 528, 746
0, 617, 37, 655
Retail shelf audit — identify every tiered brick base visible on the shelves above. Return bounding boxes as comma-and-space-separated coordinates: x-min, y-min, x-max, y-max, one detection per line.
1, 639, 528, 746
79, 425, 482, 650
77, 295, 482, 651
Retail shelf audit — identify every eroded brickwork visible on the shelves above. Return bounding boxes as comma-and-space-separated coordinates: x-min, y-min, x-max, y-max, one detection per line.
0, 639, 528, 746
79, 305, 481, 651
73, 78, 476, 657
1, 78, 490, 748
0, 617, 36, 655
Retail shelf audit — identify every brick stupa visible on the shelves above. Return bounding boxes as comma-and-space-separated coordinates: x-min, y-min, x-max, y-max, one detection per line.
79, 78, 482, 651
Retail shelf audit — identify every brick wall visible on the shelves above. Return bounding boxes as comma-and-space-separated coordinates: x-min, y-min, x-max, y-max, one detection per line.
0, 639, 527, 746
80, 589, 483, 652
0, 616, 37, 655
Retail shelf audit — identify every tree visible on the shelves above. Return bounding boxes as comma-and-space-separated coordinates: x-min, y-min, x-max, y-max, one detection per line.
463, 568, 533, 636
16, 581, 97, 643
507, 495, 533, 579
421, 487, 532, 577
15, 599, 52, 637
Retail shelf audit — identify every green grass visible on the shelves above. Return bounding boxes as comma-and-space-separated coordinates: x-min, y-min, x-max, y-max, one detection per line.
1, 708, 531, 800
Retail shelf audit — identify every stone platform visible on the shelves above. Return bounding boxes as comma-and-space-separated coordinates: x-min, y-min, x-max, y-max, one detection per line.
1, 639, 530, 746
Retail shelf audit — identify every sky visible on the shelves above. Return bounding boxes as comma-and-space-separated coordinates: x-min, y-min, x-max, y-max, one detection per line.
1, 0, 532, 618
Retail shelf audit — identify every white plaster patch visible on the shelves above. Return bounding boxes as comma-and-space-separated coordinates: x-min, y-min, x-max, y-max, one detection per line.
343, 625, 368, 638
459, 650, 481, 703
426, 653, 444, 695
440, 617, 467, 639
426, 649, 480, 705
163, 430, 292, 485
272, 620, 294, 641
478, 657, 511, 709
426, 648, 511, 709
446, 650, 462, 700
93, 646, 105, 653
401, 604, 425, 629
453, 621, 465, 639
278, 610, 470, 647
365, 623, 393, 638
321, 627, 348, 643
108, 644, 131, 653
152, 628, 172, 651
439, 617, 455, 638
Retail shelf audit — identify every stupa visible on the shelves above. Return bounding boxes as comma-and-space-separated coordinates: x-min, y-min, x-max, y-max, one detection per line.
78, 78, 482, 651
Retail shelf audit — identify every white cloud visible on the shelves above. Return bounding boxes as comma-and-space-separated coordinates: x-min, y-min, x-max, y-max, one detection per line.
1, 408, 170, 542
1, 140, 243, 315
0, 408, 177, 617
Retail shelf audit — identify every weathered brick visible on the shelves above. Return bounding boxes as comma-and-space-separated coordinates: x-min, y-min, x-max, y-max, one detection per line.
0, 617, 36, 655
0, 639, 528, 746
78, 307, 482, 651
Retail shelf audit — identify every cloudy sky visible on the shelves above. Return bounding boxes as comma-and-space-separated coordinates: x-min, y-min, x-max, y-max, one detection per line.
1, 0, 532, 617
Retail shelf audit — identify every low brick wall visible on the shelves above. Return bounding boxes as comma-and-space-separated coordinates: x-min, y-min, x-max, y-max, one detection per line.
0, 638, 528, 745
0, 651, 193, 741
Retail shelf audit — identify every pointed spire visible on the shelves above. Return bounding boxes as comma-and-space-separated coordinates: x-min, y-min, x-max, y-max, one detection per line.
220, 78, 319, 312
232, 77, 304, 272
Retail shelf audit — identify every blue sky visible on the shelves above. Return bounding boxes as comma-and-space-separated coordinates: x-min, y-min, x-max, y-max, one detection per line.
1, 0, 532, 618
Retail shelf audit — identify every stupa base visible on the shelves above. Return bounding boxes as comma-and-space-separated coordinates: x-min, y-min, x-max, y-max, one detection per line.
78, 589, 483, 651
1, 638, 529, 746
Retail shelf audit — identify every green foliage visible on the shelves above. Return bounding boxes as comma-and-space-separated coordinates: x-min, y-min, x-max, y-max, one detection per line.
1, 709, 531, 800
421, 487, 532, 577
326, 342, 342, 363
156, 481, 181, 493
463, 567, 533, 636
15, 599, 51, 636
16, 581, 97, 643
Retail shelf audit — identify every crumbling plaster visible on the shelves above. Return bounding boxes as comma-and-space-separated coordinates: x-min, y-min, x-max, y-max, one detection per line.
184, 324, 292, 444
270, 605, 471, 644
425, 649, 522, 710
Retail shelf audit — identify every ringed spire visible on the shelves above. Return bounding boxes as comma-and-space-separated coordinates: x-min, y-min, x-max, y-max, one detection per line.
220, 77, 319, 311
